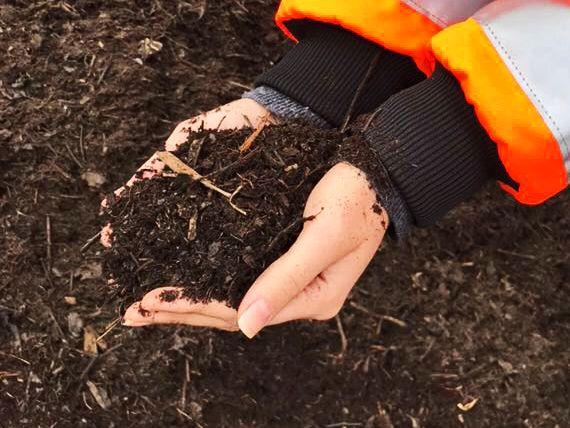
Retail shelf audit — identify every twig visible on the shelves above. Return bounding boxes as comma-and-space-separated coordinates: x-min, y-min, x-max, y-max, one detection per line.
205, 148, 259, 179
227, 80, 252, 91
156, 151, 230, 196
65, 143, 83, 168
40, 258, 54, 288
46, 306, 66, 341
79, 124, 86, 162
349, 301, 380, 317
96, 317, 121, 343
156, 151, 247, 215
419, 338, 436, 362
215, 115, 227, 131
45, 215, 52, 270
179, 358, 190, 408
228, 184, 244, 214
0, 352, 30, 365
77, 344, 122, 388
239, 115, 269, 153
177, 408, 203, 427
326, 423, 362, 428
335, 314, 348, 356
349, 301, 408, 328
497, 249, 536, 260
340, 51, 381, 132
80, 230, 102, 253
97, 62, 111, 86
382, 315, 408, 329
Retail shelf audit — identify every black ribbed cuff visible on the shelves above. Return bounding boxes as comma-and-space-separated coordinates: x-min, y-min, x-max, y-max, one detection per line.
362, 65, 515, 230
256, 20, 424, 127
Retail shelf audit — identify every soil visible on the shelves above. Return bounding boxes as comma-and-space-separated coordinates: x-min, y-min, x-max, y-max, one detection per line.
103, 125, 345, 308
1, 1, 569, 427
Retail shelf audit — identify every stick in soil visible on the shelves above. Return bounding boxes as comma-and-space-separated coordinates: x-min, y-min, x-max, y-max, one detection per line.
239, 114, 269, 153
179, 357, 190, 408
46, 215, 52, 269
156, 151, 247, 215
349, 301, 408, 328
96, 317, 121, 343
205, 147, 260, 179
335, 314, 348, 356
80, 230, 102, 253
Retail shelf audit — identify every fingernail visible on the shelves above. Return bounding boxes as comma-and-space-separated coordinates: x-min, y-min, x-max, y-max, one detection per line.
122, 318, 148, 327
121, 317, 134, 326
238, 299, 271, 339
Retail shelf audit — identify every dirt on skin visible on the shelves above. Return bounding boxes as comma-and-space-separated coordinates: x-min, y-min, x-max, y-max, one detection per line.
1, 1, 569, 427
103, 124, 346, 308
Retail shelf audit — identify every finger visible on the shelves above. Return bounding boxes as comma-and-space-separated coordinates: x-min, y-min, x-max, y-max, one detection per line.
165, 119, 199, 152
268, 237, 380, 325
139, 287, 236, 320
164, 99, 272, 151
123, 302, 237, 330
236, 219, 357, 339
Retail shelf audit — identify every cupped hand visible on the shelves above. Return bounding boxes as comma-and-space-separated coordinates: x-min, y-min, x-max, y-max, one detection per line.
102, 98, 272, 330
236, 162, 388, 337
122, 162, 389, 338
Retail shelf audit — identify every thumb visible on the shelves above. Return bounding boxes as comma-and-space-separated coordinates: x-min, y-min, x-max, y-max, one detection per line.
237, 222, 353, 338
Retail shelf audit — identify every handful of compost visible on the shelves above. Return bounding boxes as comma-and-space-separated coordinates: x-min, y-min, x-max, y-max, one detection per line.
101, 99, 388, 338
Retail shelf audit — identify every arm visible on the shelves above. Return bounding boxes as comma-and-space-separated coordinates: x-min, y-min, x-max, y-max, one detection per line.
235, 0, 570, 337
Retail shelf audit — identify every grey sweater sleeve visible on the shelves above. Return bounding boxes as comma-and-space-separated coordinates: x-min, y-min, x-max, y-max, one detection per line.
243, 86, 330, 128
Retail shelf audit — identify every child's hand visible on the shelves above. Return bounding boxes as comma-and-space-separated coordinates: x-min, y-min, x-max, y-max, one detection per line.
122, 163, 388, 337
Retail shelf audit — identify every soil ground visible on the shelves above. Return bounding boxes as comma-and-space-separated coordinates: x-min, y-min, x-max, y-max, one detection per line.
1, 1, 568, 427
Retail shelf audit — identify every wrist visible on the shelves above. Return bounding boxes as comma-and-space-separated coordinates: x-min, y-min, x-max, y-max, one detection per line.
243, 86, 329, 128
361, 64, 514, 229
235, 98, 274, 126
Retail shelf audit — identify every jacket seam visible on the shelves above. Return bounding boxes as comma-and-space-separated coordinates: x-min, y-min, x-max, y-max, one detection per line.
403, 0, 447, 27
481, 21, 569, 158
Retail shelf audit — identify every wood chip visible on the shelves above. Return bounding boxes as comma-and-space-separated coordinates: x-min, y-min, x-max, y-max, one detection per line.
81, 171, 106, 188
239, 115, 269, 153
86, 380, 111, 410
83, 325, 98, 356
457, 397, 479, 412
64, 296, 77, 305
187, 208, 198, 241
